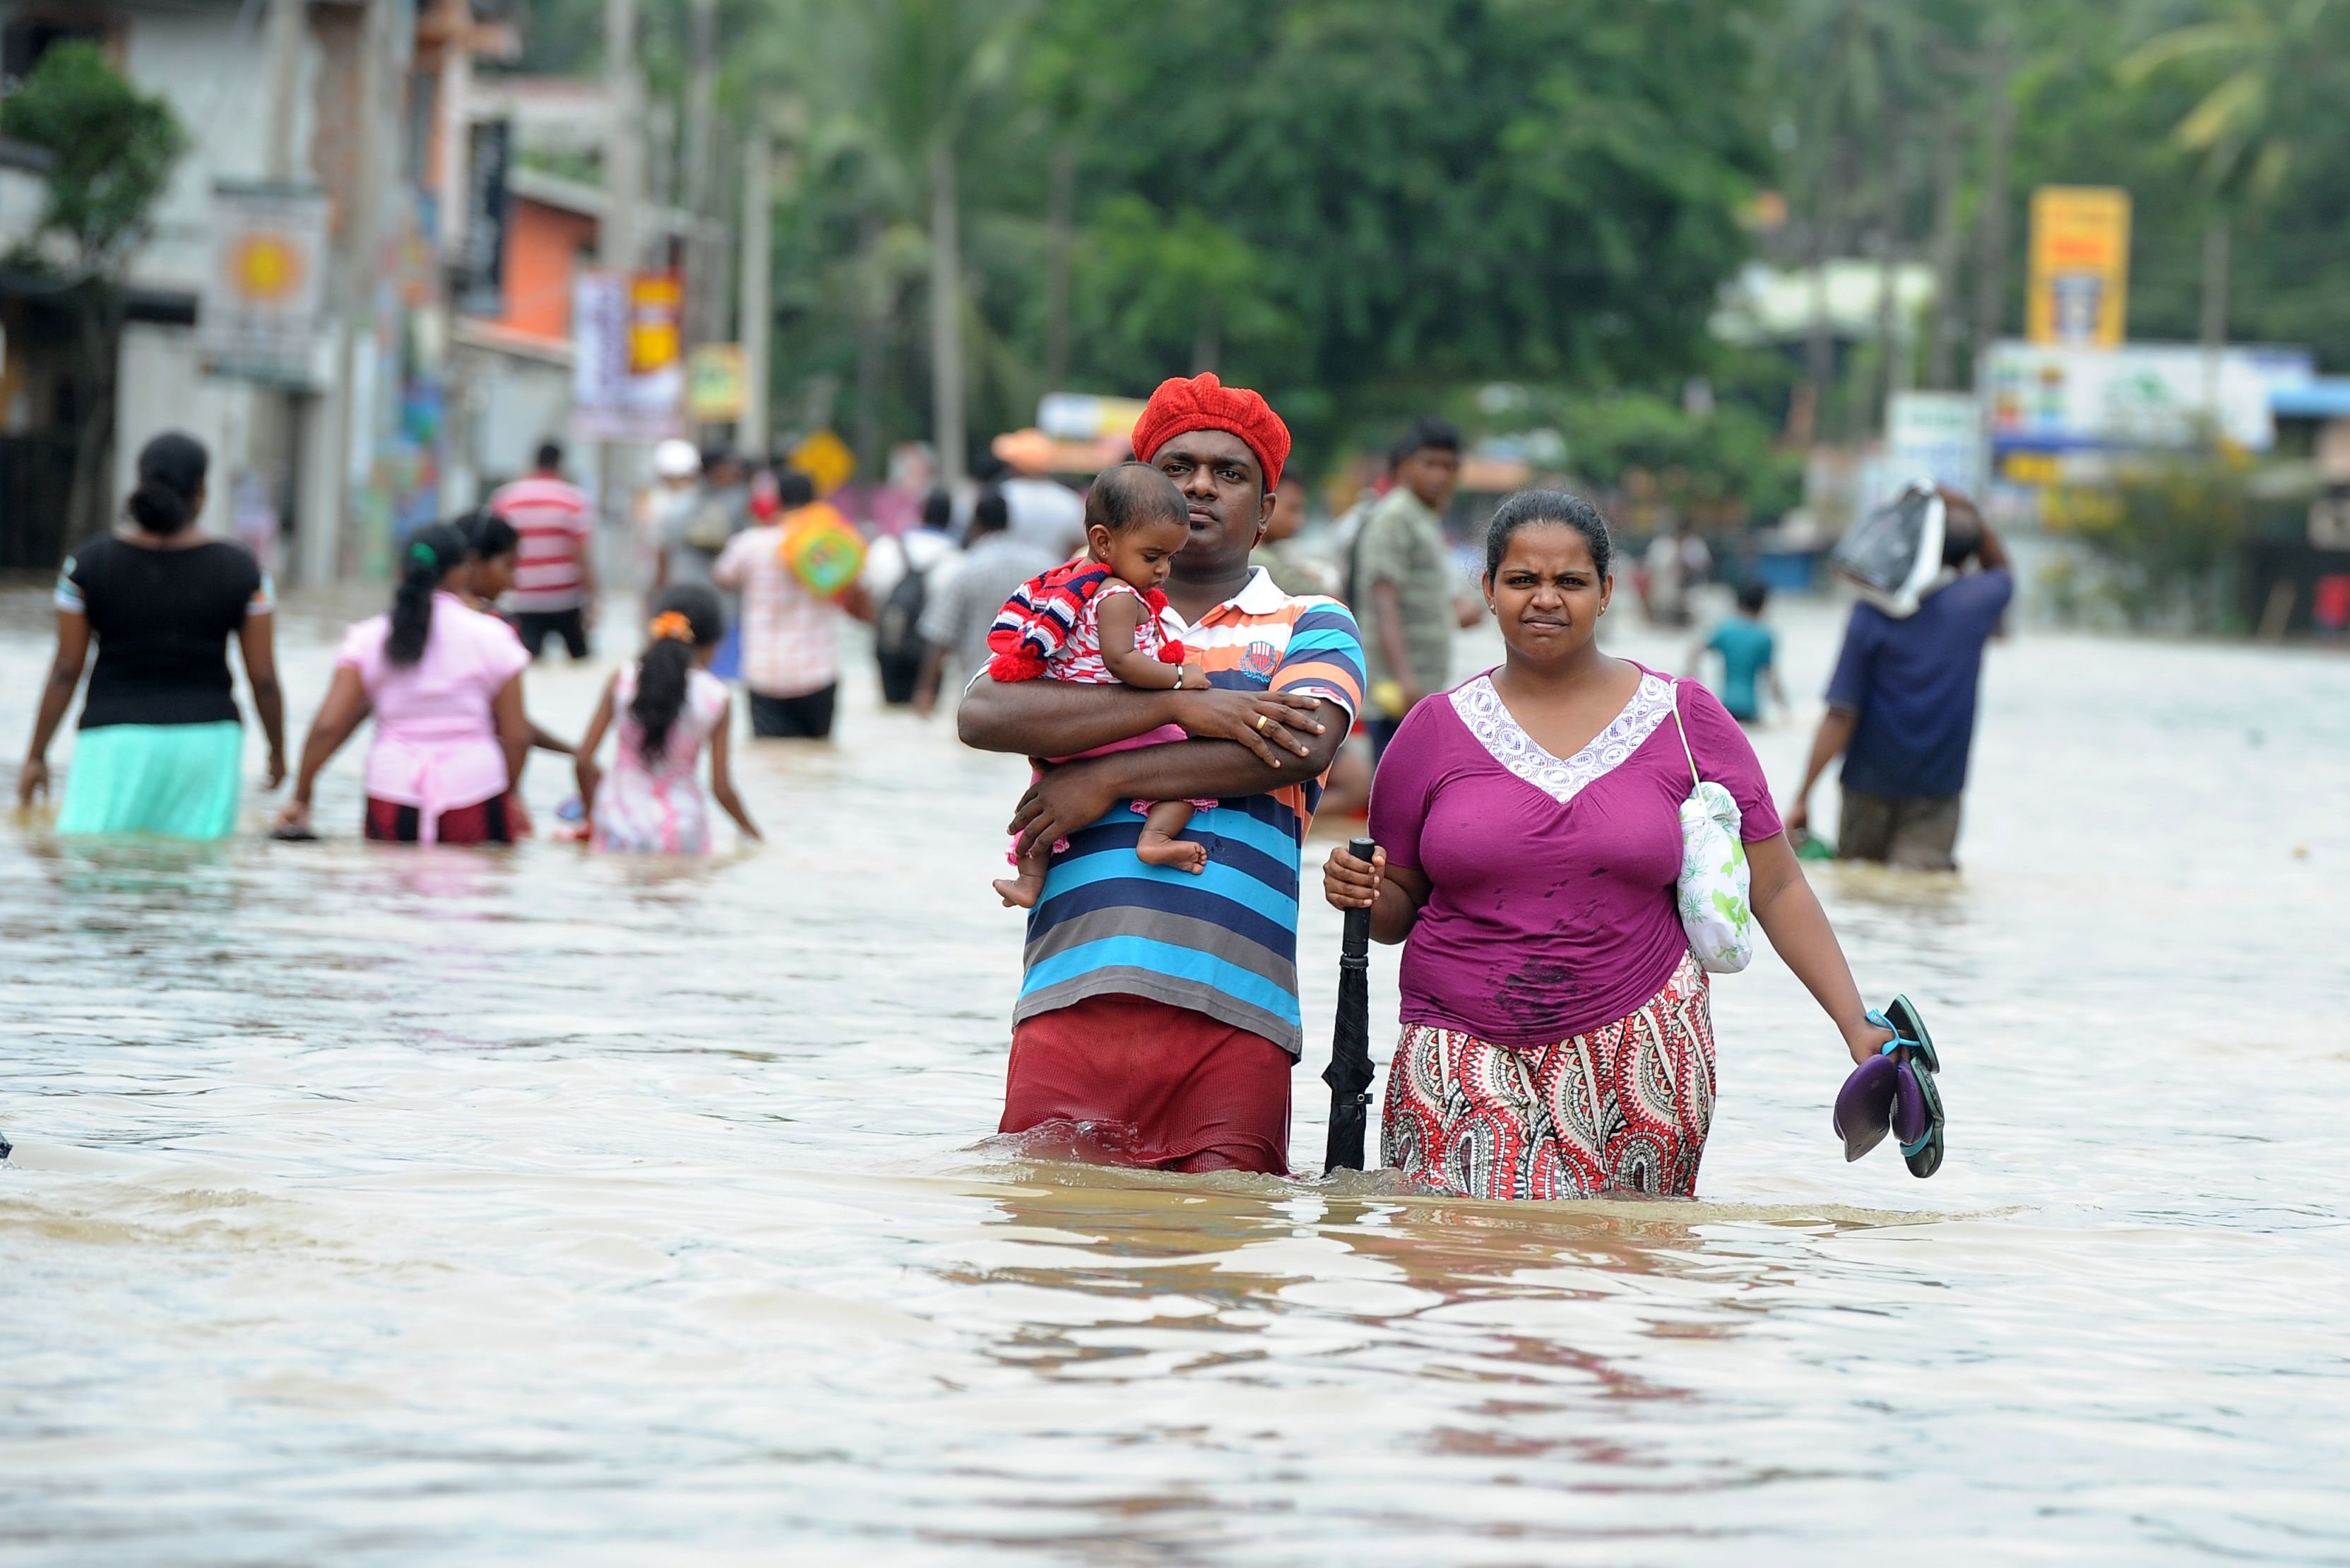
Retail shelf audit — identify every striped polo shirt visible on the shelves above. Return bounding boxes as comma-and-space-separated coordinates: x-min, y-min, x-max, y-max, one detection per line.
1016, 568, 1367, 1057
488, 475, 593, 612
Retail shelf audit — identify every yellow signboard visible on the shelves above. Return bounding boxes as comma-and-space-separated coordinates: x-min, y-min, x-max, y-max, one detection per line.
788, 429, 857, 496
687, 344, 747, 422
2027, 186, 2130, 347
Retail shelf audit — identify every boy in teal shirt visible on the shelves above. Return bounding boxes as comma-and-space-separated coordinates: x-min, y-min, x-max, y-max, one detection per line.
1692, 581, 1786, 725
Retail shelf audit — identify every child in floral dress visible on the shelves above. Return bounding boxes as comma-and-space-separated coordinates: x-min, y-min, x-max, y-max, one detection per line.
987, 463, 1213, 908
574, 586, 761, 853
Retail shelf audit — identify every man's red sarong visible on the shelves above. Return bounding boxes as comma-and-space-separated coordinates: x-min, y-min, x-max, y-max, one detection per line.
999, 994, 1293, 1175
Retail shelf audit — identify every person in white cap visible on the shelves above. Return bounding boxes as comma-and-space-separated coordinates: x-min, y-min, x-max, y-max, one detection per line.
637, 439, 702, 607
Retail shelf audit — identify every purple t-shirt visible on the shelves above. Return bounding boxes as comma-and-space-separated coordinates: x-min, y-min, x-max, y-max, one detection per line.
1368, 663, 1783, 1047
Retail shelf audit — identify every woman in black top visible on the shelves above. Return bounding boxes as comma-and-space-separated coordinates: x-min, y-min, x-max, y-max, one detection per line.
18, 432, 285, 838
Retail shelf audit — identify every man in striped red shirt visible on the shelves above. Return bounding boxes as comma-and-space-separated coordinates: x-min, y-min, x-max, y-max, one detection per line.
959, 374, 1366, 1175
489, 441, 598, 660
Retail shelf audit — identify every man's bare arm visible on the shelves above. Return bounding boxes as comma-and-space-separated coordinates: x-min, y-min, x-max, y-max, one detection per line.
958, 672, 1323, 767
1009, 701, 1350, 857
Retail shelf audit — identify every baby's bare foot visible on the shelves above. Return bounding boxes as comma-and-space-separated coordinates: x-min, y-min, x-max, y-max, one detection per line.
1135, 836, 1209, 874
992, 875, 1042, 908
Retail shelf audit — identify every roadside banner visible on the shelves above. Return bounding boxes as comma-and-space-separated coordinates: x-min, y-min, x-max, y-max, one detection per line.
1884, 392, 1981, 498
2027, 186, 2130, 347
572, 270, 683, 441
687, 344, 747, 423
198, 181, 328, 386
456, 119, 511, 318
1984, 340, 2313, 477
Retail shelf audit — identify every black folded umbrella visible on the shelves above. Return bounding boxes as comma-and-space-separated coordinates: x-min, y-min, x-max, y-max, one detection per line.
1323, 837, 1378, 1174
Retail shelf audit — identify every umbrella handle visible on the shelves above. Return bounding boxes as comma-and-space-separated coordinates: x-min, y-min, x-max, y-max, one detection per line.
1341, 837, 1377, 964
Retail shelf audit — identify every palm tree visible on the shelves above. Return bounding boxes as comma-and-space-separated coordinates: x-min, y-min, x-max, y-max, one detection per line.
1772, 0, 1928, 440
2119, 0, 2350, 353
836, 0, 1035, 483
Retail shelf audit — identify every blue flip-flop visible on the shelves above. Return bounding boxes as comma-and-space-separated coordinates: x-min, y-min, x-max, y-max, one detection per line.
1877, 996, 1943, 1179
1832, 996, 1945, 1176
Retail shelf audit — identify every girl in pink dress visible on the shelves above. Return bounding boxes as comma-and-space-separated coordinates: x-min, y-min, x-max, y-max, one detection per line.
985, 464, 1212, 908
574, 586, 761, 854
277, 521, 532, 844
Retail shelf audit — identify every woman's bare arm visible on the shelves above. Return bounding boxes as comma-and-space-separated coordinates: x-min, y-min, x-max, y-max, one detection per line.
492, 675, 532, 799
1322, 843, 1432, 945
706, 699, 761, 841
277, 665, 372, 829
1747, 831, 1894, 1064
573, 675, 617, 817
235, 610, 287, 786
19, 607, 90, 805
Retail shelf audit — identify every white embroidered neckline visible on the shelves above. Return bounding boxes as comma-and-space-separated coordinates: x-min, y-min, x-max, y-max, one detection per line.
1449, 670, 1675, 805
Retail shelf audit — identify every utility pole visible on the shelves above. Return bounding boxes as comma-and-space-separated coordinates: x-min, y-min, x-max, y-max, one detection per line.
261, 0, 304, 566
1969, 28, 2015, 382
682, 0, 720, 349
2200, 214, 2231, 435
927, 134, 964, 485
601, 0, 642, 275
1924, 95, 1962, 391
1044, 145, 1074, 393
302, 0, 393, 586
598, 0, 641, 589
737, 123, 771, 459
263, 0, 302, 180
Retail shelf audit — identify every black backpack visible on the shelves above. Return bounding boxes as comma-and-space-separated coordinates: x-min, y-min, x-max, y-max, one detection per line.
874, 552, 930, 703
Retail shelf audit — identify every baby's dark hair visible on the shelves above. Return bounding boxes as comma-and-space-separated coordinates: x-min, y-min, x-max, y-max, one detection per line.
631, 583, 724, 764
1484, 489, 1613, 579
1086, 461, 1187, 535
1736, 579, 1769, 614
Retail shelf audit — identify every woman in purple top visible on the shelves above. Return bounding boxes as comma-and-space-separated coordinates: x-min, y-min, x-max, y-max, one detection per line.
1324, 492, 1892, 1199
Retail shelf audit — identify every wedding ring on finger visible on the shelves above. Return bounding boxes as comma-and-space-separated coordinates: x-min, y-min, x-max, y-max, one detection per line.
1254, 713, 1269, 732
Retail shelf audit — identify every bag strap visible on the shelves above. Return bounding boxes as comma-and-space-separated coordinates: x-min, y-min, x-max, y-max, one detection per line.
1668, 680, 1702, 790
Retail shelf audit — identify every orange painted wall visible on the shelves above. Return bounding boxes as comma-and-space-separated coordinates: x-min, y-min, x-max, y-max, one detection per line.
483, 197, 597, 342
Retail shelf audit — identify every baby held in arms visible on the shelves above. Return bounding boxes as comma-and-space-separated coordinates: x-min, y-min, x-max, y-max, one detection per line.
985, 463, 1218, 908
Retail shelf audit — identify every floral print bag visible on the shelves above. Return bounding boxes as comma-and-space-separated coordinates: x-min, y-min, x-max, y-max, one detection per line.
1669, 683, 1754, 975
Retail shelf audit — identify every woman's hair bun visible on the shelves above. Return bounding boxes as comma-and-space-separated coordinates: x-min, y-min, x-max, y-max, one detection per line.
126, 477, 191, 535
126, 431, 209, 535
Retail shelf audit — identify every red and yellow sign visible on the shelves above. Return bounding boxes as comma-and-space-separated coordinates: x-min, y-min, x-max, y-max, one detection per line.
2027, 186, 2130, 347
627, 274, 683, 375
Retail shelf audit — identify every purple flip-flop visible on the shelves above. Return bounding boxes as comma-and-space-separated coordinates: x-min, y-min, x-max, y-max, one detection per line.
1834, 1052, 1899, 1162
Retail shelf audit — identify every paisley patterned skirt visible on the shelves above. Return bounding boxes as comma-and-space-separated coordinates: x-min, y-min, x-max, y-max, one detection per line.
1381, 953, 1716, 1200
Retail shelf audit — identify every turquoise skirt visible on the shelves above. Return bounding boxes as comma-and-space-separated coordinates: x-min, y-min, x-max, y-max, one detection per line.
56, 721, 244, 841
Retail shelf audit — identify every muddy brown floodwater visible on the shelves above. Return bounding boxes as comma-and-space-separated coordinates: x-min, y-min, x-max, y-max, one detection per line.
1, 583, 2346, 1564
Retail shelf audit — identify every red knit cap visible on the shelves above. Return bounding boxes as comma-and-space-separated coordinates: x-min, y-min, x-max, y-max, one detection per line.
1129, 372, 1290, 493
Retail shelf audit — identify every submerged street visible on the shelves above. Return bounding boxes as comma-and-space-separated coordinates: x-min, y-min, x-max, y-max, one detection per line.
3, 590, 2344, 1562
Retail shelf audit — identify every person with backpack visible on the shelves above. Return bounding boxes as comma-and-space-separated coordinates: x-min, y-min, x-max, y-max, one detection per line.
865, 487, 959, 706
910, 487, 1057, 719
659, 448, 747, 595
711, 471, 874, 739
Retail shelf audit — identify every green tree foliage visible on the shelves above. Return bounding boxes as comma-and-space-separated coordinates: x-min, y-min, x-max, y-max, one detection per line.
0, 40, 189, 540
1045, 1, 1772, 429
750, 0, 1773, 469
0, 40, 187, 276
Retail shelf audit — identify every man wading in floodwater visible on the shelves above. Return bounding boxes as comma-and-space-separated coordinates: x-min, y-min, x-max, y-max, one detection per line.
959, 374, 1367, 1175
